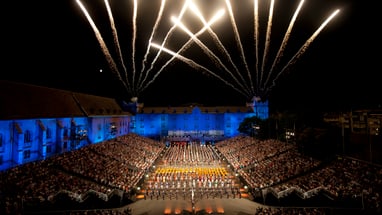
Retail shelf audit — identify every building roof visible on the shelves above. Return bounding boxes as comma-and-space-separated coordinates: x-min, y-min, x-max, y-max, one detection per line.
73, 93, 126, 117
139, 105, 254, 114
0, 80, 130, 120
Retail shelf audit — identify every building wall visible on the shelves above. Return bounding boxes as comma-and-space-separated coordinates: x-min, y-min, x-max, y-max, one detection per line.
131, 106, 259, 142
0, 101, 269, 172
324, 110, 381, 136
0, 116, 130, 172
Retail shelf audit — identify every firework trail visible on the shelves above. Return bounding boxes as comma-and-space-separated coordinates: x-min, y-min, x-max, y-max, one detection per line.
253, 0, 260, 91
263, 0, 305, 90
265, 9, 340, 96
104, 0, 130, 91
76, 0, 129, 93
76, 0, 341, 102
150, 43, 249, 97
171, 13, 251, 96
225, 0, 254, 93
189, 2, 251, 95
137, 0, 167, 91
139, 10, 229, 95
139, 0, 191, 90
259, 0, 275, 89
131, 0, 138, 94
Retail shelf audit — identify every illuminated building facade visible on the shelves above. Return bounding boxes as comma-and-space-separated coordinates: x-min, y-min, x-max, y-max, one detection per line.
0, 80, 268, 171
131, 102, 269, 144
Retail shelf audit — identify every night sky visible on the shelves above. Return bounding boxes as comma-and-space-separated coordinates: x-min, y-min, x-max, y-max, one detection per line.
2, 0, 380, 111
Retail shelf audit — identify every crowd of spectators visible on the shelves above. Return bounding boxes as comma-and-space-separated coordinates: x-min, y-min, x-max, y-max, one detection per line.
1, 133, 381, 215
268, 156, 381, 211
0, 133, 164, 215
67, 207, 132, 215
215, 135, 382, 213
216, 136, 321, 189
254, 206, 327, 215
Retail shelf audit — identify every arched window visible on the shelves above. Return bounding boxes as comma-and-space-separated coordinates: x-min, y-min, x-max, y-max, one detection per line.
24, 130, 32, 147
46, 127, 52, 139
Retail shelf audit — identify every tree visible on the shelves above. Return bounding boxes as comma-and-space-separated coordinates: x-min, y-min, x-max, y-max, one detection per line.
238, 116, 269, 139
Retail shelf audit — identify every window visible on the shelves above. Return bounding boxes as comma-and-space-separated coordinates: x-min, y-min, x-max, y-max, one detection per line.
47, 145, 52, 153
23, 150, 31, 159
24, 130, 32, 148
24, 130, 31, 143
46, 127, 52, 139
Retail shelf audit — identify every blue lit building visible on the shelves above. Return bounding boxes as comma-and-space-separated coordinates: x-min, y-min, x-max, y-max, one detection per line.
0, 80, 268, 171
131, 102, 268, 144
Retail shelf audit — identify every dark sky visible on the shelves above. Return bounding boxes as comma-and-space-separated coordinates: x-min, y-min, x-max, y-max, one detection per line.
2, 0, 381, 111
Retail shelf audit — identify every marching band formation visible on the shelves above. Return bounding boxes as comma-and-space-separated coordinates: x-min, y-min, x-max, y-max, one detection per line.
141, 142, 244, 201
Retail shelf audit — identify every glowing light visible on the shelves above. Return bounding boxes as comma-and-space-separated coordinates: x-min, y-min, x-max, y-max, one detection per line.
266, 8, 341, 95
137, 0, 191, 91
254, 0, 260, 89
77, 0, 341, 102
137, 0, 167, 89
149, 42, 249, 97
191, 1, 250, 94
264, 0, 305, 89
170, 9, 250, 97
75, 0, 129, 93
131, 0, 138, 92
104, 0, 130, 91
150, 43, 178, 58
260, 0, 275, 87
225, 0, 253, 93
